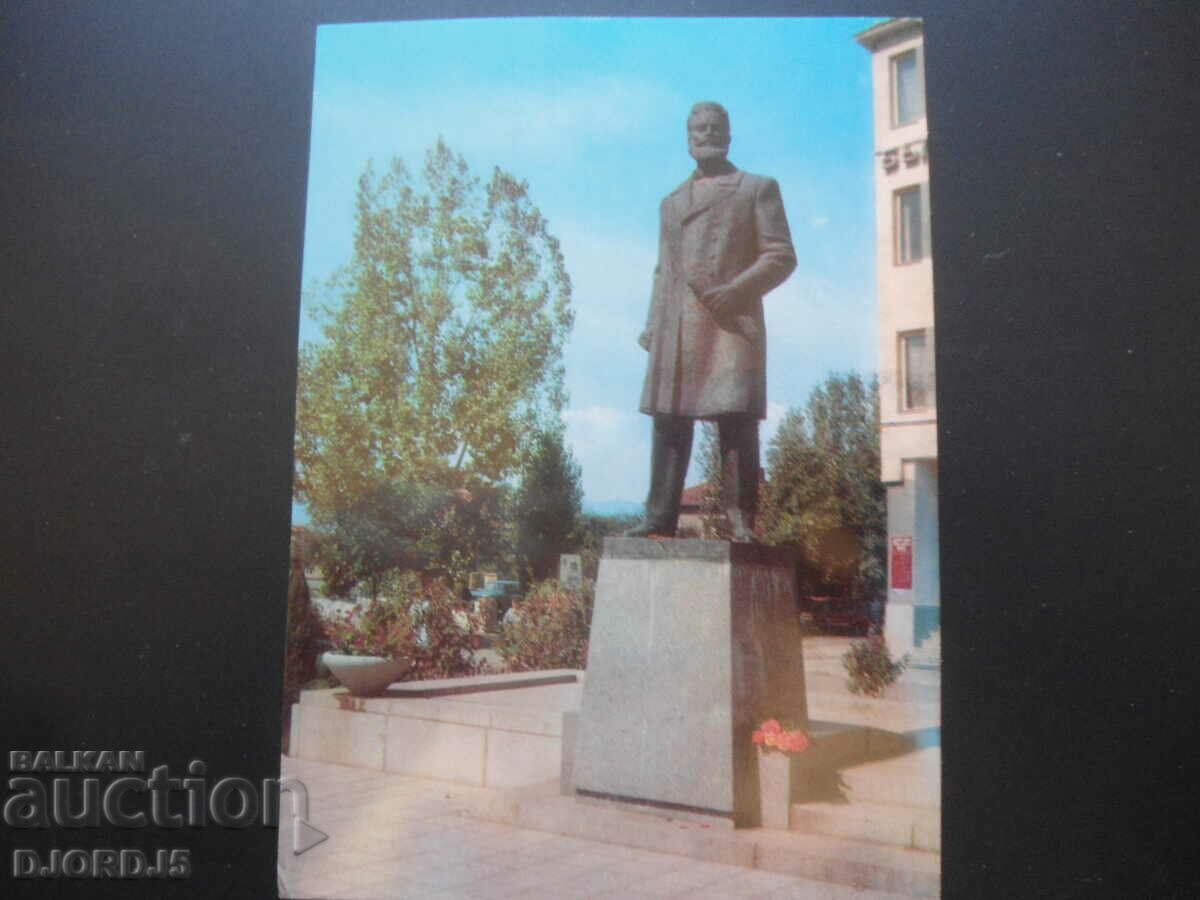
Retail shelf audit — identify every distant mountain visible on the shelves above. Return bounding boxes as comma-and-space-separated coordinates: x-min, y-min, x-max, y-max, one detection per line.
583, 499, 643, 518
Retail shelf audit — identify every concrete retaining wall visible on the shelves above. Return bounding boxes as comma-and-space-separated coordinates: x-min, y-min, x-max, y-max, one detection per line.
289, 670, 582, 789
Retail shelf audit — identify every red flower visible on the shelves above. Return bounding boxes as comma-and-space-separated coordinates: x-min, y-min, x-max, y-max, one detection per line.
781, 731, 810, 753
753, 719, 810, 754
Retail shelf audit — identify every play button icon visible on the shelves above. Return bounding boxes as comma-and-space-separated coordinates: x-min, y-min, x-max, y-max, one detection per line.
292, 817, 329, 856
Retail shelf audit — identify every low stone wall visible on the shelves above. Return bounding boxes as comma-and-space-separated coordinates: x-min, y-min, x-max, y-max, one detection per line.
289, 670, 582, 790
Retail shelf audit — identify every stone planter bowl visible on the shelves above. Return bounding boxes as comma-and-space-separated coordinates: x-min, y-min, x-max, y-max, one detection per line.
321, 652, 410, 697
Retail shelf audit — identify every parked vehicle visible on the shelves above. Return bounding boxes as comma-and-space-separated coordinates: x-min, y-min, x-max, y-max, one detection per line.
469, 580, 522, 618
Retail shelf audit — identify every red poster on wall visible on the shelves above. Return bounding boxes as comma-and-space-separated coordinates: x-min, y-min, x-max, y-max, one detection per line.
890, 536, 913, 589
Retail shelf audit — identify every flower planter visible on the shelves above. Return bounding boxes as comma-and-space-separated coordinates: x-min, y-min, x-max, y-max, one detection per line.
751, 719, 808, 827
757, 748, 793, 829
321, 653, 409, 697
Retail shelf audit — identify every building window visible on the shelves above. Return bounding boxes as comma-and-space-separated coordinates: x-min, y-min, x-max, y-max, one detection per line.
894, 185, 930, 264
899, 330, 935, 411
890, 48, 924, 127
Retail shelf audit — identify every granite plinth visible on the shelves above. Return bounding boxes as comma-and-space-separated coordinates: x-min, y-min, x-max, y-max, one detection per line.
573, 538, 807, 827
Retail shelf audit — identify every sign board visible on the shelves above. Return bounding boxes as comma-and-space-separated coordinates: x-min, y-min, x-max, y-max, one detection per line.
890, 536, 913, 590
558, 554, 583, 589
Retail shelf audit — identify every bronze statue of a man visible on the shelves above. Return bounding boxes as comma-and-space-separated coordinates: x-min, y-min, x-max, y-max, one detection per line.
627, 101, 796, 541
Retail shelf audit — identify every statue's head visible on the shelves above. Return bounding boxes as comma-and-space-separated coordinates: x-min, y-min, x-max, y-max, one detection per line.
687, 101, 731, 165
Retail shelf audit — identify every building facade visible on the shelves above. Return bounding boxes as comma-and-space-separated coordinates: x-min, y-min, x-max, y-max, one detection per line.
856, 18, 939, 657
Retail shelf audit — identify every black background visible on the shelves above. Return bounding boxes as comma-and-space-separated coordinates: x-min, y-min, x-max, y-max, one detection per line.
3, 2, 1198, 897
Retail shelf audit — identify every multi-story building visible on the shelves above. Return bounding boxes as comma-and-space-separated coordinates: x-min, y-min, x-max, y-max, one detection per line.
856, 18, 939, 657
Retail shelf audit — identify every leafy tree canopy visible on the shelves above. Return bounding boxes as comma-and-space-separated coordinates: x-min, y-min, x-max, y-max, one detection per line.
760, 372, 885, 602
697, 422, 730, 540
575, 512, 640, 581
295, 139, 574, 521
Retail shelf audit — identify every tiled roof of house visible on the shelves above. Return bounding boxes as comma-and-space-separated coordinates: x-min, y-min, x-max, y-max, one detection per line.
679, 469, 768, 509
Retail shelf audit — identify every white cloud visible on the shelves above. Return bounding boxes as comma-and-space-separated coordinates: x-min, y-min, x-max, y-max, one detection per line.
564, 405, 630, 431
555, 219, 660, 421
764, 272, 876, 367
556, 220, 657, 339
809, 215, 830, 228
762, 401, 789, 449
563, 405, 651, 504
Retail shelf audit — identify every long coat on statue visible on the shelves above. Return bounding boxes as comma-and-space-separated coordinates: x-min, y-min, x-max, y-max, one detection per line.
638, 166, 796, 420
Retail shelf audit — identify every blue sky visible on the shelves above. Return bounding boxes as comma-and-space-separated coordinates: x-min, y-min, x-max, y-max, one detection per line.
295, 16, 883, 516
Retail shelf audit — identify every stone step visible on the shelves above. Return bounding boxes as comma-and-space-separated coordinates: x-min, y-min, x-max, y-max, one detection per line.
469, 788, 940, 897
837, 749, 942, 811
802, 720, 927, 772
795, 723, 941, 795
806, 698, 940, 734
806, 671, 941, 704
797, 726, 939, 817
802, 638, 859, 660
809, 666, 941, 691
908, 628, 941, 667
748, 827, 940, 897
789, 800, 940, 853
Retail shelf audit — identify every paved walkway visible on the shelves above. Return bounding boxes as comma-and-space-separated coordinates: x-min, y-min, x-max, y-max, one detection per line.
277, 757, 917, 899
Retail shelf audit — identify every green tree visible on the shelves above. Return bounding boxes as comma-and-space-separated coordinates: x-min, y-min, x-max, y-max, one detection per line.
697, 422, 730, 540
575, 512, 640, 581
294, 140, 573, 586
312, 480, 509, 599
515, 428, 583, 582
282, 531, 324, 754
761, 372, 885, 604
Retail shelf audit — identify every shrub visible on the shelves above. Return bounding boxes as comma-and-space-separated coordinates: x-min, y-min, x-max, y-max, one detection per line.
496, 579, 592, 671
842, 631, 909, 697
282, 555, 324, 754
322, 572, 482, 680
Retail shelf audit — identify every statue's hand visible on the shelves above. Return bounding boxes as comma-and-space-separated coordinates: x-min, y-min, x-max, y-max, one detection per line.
638, 329, 653, 351
700, 284, 741, 318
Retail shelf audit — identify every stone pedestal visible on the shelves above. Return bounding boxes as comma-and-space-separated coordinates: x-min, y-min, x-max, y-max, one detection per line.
573, 538, 806, 827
